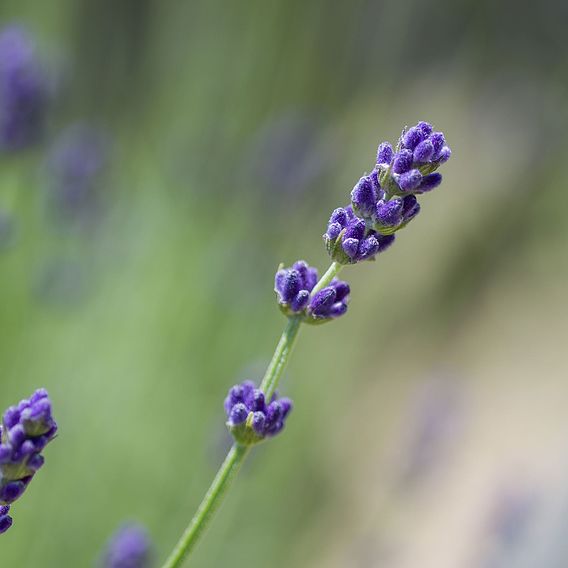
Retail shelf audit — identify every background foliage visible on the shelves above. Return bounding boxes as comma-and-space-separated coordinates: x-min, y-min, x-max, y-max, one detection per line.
1, 0, 567, 566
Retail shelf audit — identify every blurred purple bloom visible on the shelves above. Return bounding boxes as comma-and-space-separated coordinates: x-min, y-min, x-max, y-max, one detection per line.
102, 523, 153, 568
225, 381, 293, 444
45, 123, 110, 227
0, 25, 48, 152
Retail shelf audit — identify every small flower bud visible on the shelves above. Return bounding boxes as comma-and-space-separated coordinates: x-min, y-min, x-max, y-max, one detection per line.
351, 176, 377, 218
376, 142, 394, 165
392, 150, 413, 174
225, 381, 293, 445
397, 169, 423, 191
401, 126, 425, 150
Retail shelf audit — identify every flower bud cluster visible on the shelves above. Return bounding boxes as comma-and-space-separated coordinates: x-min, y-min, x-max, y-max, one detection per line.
0, 388, 57, 532
275, 260, 350, 323
225, 381, 293, 445
324, 121, 451, 264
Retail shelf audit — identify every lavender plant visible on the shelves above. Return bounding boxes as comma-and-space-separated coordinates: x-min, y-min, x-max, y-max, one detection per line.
161, 121, 452, 567
0, 388, 58, 532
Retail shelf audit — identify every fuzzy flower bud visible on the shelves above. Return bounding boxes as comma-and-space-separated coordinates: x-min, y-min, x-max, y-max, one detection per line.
0, 389, 57, 515
101, 523, 153, 568
351, 175, 377, 218
0, 506, 12, 534
324, 206, 394, 264
307, 279, 350, 322
225, 381, 293, 445
0, 26, 48, 152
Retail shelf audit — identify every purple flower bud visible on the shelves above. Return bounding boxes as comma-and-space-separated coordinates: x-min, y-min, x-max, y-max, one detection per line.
413, 139, 435, 163
1, 389, 57, 507
0, 481, 26, 503
417, 121, 433, 136
376, 142, 394, 165
398, 169, 423, 191
0, 506, 12, 534
290, 290, 310, 312
375, 198, 403, 227
351, 176, 377, 218
417, 173, 442, 193
329, 207, 348, 226
377, 233, 396, 252
402, 127, 425, 150
225, 381, 293, 443
392, 150, 413, 174
307, 278, 350, 321
326, 222, 342, 240
358, 234, 380, 260
344, 217, 365, 241
438, 146, 451, 163
251, 411, 266, 434
401, 194, 421, 222
429, 132, 446, 156
102, 523, 153, 568
341, 237, 360, 259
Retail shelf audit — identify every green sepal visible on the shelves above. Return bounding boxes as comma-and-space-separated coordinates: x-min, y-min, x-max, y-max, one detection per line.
323, 230, 356, 265
227, 413, 265, 446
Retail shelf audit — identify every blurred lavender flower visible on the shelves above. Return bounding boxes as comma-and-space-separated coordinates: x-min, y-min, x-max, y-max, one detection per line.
245, 110, 332, 203
225, 381, 293, 445
102, 523, 153, 568
0, 388, 57, 533
324, 121, 451, 264
45, 123, 110, 228
275, 260, 350, 322
0, 505, 12, 534
0, 25, 48, 152
394, 377, 464, 488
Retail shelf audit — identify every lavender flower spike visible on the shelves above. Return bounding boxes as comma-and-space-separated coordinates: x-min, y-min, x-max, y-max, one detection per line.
102, 523, 153, 568
323, 121, 450, 263
0, 25, 48, 152
0, 388, 57, 532
225, 381, 293, 445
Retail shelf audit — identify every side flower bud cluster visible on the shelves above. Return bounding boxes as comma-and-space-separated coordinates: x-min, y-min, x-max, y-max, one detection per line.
324, 121, 451, 264
0, 388, 57, 532
275, 260, 350, 323
225, 381, 293, 445
0, 25, 48, 152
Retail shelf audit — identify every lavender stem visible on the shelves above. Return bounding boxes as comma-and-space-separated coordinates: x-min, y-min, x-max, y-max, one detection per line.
309, 261, 343, 297
161, 443, 250, 568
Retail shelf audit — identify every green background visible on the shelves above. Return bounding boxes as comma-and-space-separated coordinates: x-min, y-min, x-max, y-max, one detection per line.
1, 1, 567, 566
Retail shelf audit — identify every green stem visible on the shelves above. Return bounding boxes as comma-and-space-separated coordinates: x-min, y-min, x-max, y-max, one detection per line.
161, 261, 342, 567
309, 261, 343, 296
259, 315, 302, 400
161, 444, 250, 568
